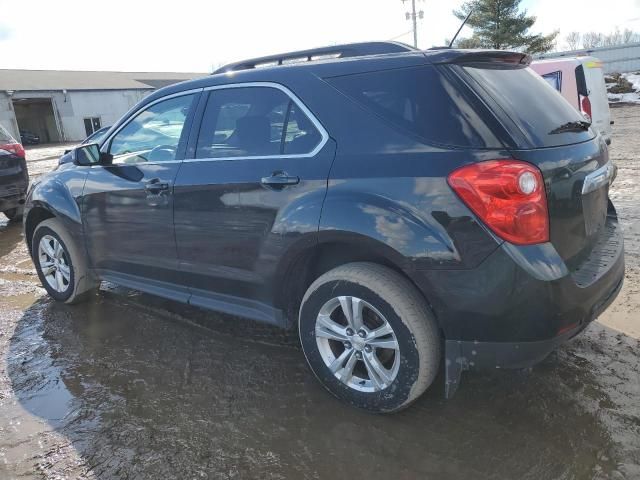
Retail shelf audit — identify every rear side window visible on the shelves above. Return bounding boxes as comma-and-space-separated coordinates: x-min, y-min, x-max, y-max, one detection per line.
461, 65, 594, 147
196, 87, 322, 158
327, 65, 502, 148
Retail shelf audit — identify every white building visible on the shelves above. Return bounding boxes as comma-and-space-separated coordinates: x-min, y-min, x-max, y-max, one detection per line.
0, 70, 203, 143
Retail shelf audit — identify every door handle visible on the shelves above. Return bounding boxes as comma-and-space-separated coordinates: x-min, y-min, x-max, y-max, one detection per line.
260, 171, 300, 189
144, 178, 169, 194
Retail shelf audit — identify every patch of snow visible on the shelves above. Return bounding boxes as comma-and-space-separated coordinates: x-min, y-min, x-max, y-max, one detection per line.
608, 92, 640, 104
608, 72, 640, 104
625, 73, 640, 90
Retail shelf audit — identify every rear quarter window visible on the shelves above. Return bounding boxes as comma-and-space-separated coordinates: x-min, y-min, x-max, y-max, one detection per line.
460, 64, 594, 148
326, 65, 503, 149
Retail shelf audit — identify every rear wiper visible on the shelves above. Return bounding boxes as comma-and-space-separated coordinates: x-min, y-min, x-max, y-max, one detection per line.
549, 120, 591, 135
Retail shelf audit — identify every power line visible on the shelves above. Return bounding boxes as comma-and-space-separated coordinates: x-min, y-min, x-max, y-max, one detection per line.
388, 29, 415, 41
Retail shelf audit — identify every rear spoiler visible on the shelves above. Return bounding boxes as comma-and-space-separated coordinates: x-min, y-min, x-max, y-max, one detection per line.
427, 48, 532, 66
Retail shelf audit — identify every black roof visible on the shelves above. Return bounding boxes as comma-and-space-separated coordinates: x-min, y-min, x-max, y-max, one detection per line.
142, 43, 530, 106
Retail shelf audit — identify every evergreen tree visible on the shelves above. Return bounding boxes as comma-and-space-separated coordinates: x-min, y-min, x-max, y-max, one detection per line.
453, 0, 558, 54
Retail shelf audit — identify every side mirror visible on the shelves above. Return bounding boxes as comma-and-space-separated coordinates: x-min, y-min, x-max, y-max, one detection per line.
72, 143, 111, 166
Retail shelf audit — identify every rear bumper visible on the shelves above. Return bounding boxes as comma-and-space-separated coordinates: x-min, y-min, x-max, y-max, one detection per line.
0, 191, 27, 212
446, 270, 622, 370
412, 210, 625, 397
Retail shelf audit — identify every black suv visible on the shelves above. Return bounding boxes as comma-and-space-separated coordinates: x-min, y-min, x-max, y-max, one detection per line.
1, 124, 29, 221
24, 42, 624, 412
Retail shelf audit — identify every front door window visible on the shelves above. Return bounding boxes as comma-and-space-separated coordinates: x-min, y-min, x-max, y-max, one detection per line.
109, 94, 196, 164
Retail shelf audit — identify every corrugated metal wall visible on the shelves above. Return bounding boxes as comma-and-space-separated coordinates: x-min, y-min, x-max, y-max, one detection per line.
537, 42, 640, 74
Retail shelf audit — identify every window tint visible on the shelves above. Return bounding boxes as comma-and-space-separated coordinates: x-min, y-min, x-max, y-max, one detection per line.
109, 94, 195, 163
541, 71, 562, 91
462, 65, 594, 147
196, 87, 322, 158
327, 65, 502, 148
283, 103, 322, 154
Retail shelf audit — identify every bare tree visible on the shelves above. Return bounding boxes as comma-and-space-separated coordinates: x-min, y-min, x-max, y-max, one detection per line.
623, 28, 640, 44
582, 32, 604, 49
603, 27, 622, 46
565, 31, 581, 50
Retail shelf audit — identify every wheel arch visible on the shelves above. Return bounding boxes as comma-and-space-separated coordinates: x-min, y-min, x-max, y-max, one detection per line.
25, 203, 83, 258
25, 175, 85, 257
25, 205, 55, 256
274, 232, 442, 334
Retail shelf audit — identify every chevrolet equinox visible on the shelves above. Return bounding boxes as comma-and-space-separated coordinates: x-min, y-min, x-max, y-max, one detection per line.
24, 42, 624, 412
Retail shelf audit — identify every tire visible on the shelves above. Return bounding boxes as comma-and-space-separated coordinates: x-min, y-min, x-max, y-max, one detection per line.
32, 218, 97, 304
3, 206, 23, 222
299, 262, 440, 413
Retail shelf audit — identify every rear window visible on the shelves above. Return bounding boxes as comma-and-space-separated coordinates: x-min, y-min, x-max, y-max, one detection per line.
0, 124, 14, 143
461, 65, 594, 148
327, 65, 502, 148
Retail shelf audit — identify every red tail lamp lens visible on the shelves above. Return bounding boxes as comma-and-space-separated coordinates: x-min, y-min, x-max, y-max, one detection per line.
447, 160, 549, 245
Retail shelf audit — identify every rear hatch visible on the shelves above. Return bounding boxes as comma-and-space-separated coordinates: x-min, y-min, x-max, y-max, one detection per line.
455, 60, 611, 267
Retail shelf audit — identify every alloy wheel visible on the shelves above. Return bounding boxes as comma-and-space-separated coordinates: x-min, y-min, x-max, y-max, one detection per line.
315, 296, 400, 393
38, 235, 71, 293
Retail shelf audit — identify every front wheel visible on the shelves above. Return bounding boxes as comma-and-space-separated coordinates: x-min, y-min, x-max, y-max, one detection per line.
32, 218, 97, 304
299, 262, 441, 413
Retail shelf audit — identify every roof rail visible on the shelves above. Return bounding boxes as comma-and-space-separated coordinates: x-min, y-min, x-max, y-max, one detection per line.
213, 41, 416, 74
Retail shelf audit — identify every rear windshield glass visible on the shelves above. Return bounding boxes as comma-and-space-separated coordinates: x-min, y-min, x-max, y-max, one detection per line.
327, 65, 502, 148
461, 65, 594, 148
0, 125, 14, 143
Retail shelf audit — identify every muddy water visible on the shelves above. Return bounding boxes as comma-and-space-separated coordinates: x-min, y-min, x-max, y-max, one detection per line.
0, 108, 639, 479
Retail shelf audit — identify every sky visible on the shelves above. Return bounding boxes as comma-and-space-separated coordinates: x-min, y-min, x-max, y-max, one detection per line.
0, 0, 639, 73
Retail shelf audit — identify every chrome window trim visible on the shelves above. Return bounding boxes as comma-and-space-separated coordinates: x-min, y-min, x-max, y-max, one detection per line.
184, 81, 329, 163
99, 87, 203, 165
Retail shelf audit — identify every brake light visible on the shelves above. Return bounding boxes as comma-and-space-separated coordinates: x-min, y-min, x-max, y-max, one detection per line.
447, 160, 549, 245
0, 142, 25, 158
580, 94, 592, 122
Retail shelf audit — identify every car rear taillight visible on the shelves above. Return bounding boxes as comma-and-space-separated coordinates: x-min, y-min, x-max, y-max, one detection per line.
0, 142, 25, 158
447, 160, 549, 245
580, 94, 592, 122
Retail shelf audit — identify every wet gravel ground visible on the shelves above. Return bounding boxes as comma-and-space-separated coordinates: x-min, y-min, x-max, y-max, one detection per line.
0, 107, 639, 479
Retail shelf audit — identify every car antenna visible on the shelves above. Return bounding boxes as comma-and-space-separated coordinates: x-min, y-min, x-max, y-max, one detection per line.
448, 9, 474, 48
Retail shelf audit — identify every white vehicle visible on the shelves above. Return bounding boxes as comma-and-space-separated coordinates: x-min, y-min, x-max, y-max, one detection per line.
531, 57, 613, 144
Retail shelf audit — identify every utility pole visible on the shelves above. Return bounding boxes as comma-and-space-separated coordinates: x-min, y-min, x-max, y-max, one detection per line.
402, 0, 424, 48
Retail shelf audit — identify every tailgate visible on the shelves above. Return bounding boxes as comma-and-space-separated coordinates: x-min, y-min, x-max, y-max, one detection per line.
457, 62, 612, 266
510, 139, 611, 266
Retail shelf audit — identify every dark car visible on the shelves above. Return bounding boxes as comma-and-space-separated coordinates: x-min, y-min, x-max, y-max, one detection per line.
19, 129, 40, 145
0, 124, 29, 221
23, 42, 624, 412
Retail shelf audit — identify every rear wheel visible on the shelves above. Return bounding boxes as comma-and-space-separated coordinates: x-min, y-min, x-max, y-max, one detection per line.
299, 262, 440, 413
3, 206, 23, 222
32, 218, 97, 304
